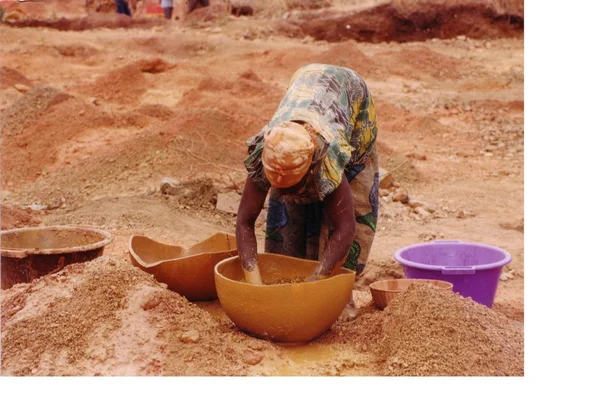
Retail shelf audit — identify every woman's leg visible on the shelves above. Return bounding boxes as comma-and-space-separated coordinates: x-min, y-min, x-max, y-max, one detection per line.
163, 7, 173, 19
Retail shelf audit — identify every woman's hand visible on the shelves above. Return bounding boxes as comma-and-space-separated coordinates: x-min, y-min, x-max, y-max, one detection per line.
305, 266, 328, 282
236, 178, 268, 285
244, 266, 263, 285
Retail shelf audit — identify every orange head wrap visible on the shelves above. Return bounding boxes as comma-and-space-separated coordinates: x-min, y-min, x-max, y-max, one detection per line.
262, 121, 315, 189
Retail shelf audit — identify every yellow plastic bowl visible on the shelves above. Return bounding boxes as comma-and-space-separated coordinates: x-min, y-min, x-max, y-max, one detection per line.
129, 232, 237, 301
215, 253, 355, 343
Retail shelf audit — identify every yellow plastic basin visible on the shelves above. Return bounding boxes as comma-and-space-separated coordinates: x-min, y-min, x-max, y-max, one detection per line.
215, 253, 355, 343
129, 232, 237, 301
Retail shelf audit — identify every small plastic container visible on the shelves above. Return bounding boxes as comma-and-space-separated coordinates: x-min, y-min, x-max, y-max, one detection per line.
369, 279, 453, 310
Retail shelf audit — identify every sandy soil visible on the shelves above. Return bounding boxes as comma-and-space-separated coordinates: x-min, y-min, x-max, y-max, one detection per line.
1, 0, 524, 375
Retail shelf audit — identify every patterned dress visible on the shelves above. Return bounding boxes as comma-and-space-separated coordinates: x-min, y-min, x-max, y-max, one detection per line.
244, 64, 379, 275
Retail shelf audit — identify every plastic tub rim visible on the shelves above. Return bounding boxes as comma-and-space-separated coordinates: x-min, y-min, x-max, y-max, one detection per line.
1, 225, 114, 257
129, 233, 236, 268
214, 253, 355, 287
369, 278, 453, 293
394, 240, 512, 272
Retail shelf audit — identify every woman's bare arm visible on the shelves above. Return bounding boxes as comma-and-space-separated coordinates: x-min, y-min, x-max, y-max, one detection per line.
235, 178, 269, 284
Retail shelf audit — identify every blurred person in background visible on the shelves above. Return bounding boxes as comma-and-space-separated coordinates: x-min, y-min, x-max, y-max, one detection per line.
159, 0, 173, 19
115, 0, 131, 16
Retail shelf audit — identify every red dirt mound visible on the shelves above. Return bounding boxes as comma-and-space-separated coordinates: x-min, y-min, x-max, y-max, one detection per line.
0, 205, 42, 230
245, 44, 379, 79
4, 0, 88, 19
85, 64, 146, 104
0, 85, 71, 137
1, 91, 117, 188
402, 115, 454, 137
286, 0, 331, 11
0, 0, 55, 20
6, 106, 255, 204
471, 99, 524, 114
186, 3, 227, 23
147, 107, 262, 181
161, 177, 218, 211
0, 67, 32, 90
378, 284, 524, 375
377, 45, 468, 80
85, 0, 117, 14
179, 70, 283, 121
76, 61, 159, 105
1, 256, 274, 376
252, 47, 319, 75
134, 104, 175, 121
279, 2, 523, 43
53, 44, 100, 59
318, 284, 524, 376
162, 107, 261, 150
315, 41, 374, 77
185, 0, 252, 20
133, 58, 177, 74
74, 58, 174, 104
126, 36, 215, 58
4, 13, 163, 31
239, 69, 261, 82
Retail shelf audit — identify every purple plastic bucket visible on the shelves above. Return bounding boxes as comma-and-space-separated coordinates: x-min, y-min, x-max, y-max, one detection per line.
394, 240, 512, 308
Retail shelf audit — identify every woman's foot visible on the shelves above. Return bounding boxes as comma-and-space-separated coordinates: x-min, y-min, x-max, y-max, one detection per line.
338, 295, 358, 322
